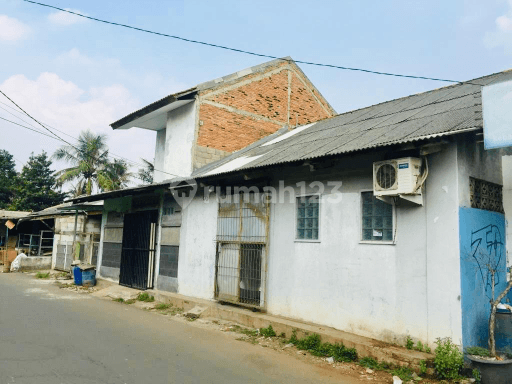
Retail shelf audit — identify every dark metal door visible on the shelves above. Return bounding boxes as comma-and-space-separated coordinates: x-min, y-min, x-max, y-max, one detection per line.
119, 210, 158, 290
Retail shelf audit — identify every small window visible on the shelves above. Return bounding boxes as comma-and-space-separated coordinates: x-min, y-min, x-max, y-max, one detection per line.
163, 207, 175, 216
296, 195, 319, 240
361, 192, 393, 241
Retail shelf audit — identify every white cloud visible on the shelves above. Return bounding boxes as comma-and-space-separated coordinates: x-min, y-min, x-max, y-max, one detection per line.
484, 0, 512, 53
54, 48, 190, 98
0, 14, 31, 42
497, 14, 512, 32
0, 72, 156, 177
48, 9, 87, 26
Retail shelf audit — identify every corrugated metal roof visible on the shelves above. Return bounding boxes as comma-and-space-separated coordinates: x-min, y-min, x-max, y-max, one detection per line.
0, 210, 30, 220
192, 69, 512, 178
72, 68, 512, 204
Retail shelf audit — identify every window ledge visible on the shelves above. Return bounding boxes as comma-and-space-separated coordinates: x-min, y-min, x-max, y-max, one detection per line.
359, 240, 396, 245
295, 239, 321, 243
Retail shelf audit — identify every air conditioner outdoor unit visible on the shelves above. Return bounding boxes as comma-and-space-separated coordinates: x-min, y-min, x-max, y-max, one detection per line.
373, 157, 422, 197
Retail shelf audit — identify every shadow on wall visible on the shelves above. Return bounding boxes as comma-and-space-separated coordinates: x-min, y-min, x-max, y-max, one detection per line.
460, 207, 508, 348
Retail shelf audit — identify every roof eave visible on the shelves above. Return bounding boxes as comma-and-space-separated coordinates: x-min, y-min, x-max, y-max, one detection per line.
110, 88, 197, 130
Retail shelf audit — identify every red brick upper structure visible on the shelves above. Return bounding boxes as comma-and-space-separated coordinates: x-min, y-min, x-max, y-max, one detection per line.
111, 57, 336, 175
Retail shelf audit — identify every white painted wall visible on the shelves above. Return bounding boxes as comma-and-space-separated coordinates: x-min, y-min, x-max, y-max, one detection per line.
425, 144, 462, 345
173, 145, 464, 346
262, 146, 462, 346
177, 194, 218, 299
153, 101, 197, 182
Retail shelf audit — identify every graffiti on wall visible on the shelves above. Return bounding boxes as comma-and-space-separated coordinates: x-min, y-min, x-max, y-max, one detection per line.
460, 207, 507, 347
470, 224, 504, 300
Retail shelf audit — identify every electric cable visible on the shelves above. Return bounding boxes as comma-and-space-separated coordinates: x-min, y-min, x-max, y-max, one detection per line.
0, 101, 150, 172
0, 89, 75, 147
23, 0, 476, 85
0, 90, 181, 179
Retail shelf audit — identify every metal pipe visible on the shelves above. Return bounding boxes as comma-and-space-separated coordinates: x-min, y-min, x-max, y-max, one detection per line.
72, 210, 79, 260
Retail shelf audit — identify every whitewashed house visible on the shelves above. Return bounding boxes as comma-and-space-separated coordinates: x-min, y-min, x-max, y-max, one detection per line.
73, 67, 512, 349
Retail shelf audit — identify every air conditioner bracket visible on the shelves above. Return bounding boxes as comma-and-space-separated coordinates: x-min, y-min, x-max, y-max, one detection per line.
375, 193, 423, 206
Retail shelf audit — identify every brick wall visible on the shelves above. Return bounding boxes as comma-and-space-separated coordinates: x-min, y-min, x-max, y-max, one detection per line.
290, 72, 332, 126
193, 62, 334, 169
209, 70, 289, 123
194, 145, 231, 169
197, 103, 282, 152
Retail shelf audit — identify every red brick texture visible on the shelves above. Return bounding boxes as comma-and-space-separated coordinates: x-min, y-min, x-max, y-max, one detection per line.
209, 70, 289, 123
195, 63, 334, 158
197, 103, 281, 152
290, 72, 332, 126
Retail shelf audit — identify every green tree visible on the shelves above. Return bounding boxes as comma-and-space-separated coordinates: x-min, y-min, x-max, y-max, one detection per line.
137, 158, 154, 184
0, 149, 17, 209
53, 130, 131, 195
10, 152, 66, 211
99, 159, 133, 191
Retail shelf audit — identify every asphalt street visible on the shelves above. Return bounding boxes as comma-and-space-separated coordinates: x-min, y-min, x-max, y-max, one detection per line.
0, 273, 360, 384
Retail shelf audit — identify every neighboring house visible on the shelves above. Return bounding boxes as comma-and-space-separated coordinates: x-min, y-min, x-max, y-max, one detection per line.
1, 210, 30, 264
111, 57, 335, 181
73, 66, 512, 349
11, 202, 103, 270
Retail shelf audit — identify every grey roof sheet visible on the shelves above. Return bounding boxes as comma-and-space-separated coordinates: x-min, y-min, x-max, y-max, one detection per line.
0, 210, 30, 220
71, 68, 512, 204
192, 69, 512, 178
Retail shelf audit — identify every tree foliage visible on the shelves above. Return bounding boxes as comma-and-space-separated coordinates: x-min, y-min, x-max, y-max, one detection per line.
0, 149, 16, 209
53, 130, 132, 196
9, 152, 67, 211
99, 159, 133, 191
137, 158, 154, 184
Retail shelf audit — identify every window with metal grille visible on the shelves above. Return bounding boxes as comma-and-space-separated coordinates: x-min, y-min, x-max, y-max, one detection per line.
361, 192, 393, 241
296, 195, 319, 240
470, 177, 504, 213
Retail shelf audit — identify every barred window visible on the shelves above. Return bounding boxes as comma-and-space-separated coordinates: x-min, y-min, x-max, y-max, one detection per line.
361, 192, 394, 242
296, 195, 319, 240
470, 177, 504, 213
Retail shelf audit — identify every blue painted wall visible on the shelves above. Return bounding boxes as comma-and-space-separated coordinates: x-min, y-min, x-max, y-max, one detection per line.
460, 207, 507, 348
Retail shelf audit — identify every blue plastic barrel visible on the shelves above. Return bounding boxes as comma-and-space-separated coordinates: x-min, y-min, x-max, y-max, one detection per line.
73, 266, 82, 286
81, 269, 96, 287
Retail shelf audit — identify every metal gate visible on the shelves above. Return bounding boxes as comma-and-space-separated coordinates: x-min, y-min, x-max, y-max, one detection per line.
119, 210, 158, 290
215, 194, 269, 308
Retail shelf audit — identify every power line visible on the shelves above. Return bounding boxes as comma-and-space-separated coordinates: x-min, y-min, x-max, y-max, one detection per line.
23, 0, 468, 85
0, 91, 180, 178
0, 101, 81, 142
0, 89, 75, 147
0, 101, 149, 171
0, 116, 62, 140
0, 114, 159, 182
0, 101, 141, 168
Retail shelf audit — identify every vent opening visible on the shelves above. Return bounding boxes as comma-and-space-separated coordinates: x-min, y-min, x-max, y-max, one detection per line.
376, 164, 396, 189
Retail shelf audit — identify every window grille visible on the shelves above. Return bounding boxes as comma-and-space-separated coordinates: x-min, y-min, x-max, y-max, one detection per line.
296, 195, 319, 240
470, 177, 504, 213
215, 194, 269, 308
361, 192, 393, 241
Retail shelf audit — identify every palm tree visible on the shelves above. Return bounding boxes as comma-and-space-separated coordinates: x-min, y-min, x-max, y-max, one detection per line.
99, 159, 133, 191
53, 130, 131, 195
137, 158, 154, 184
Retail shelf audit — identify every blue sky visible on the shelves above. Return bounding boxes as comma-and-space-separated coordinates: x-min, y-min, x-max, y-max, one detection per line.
1, 0, 512, 176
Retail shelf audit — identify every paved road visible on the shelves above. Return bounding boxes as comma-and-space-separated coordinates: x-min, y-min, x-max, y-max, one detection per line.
0, 273, 360, 384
